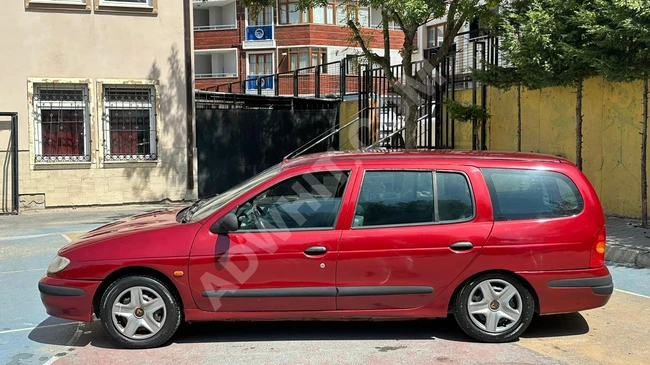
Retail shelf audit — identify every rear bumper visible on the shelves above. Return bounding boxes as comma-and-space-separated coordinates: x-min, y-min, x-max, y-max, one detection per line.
38, 275, 101, 322
548, 274, 613, 295
517, 266, 612, 315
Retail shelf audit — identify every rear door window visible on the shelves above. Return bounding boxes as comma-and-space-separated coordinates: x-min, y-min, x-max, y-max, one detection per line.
482, 168, 584, 221
436, 172, 474, 222
352, 170, 475, 228
354, 171, 434, 227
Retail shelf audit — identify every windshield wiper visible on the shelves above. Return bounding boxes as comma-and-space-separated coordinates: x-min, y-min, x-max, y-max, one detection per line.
181, 194, 219, 223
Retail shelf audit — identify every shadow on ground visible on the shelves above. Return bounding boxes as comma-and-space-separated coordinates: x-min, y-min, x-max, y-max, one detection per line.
28, 312, 589, 349
522, 312, 589, 338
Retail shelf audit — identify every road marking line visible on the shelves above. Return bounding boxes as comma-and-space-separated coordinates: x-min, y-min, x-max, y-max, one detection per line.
66, 322, 84, 346
0, 322, 79, 334
0, 268, 47, 275
0, 233, 54, 241
62, 234, 72, 243
615, 288, 650, 299
42, 356, 61, 365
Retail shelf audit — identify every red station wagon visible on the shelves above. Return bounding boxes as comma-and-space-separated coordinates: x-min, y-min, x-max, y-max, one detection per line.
39, 150, 612, 348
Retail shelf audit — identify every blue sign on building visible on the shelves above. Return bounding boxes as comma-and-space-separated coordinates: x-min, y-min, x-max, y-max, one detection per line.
245, 25, 273, 41
246, 75, 274, 90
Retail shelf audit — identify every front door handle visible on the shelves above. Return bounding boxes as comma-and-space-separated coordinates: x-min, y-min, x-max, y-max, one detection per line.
304, 246, 327, 256
450, 241, 474, 251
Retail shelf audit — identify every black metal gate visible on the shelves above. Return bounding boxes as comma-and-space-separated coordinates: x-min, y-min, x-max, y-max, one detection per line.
357, 31, 498, 150
0, 112, 18, 215
195, 92, 339, 198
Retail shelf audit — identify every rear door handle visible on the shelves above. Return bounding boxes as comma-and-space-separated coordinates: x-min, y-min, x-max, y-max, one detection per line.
449, 241, 474, 251
304, 246, 327, 255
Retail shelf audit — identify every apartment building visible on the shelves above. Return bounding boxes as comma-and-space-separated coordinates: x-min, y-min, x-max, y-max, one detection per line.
0, 0, 194, 210
193, 0, 406, 93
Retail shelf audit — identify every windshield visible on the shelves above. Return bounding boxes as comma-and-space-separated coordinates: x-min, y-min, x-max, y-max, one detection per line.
189, 164, 282, 222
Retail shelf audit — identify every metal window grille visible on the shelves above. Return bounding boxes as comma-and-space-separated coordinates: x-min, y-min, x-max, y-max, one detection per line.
33, 84, 91, 163
103, 85, 157, 161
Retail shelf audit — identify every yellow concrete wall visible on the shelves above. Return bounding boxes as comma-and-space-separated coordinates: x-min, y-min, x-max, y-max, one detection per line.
339, 100, 360, 150
454, 77, 647, 217
451, 89, 483, 150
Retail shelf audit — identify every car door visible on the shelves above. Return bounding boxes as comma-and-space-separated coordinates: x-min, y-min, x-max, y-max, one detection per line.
336, 164, 494, 311
188, 167, 354, 312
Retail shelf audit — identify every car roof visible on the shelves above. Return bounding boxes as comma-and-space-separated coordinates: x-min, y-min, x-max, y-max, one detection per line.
282, 149, 567, 169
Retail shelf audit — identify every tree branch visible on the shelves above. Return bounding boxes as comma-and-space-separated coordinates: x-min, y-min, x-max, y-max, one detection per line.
347, 19, 391, 72
382, 9, 391, 64
391, 10, 406, 33
428, 1, 467, 68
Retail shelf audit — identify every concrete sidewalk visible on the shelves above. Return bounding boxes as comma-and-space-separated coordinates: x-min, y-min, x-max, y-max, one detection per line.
606, 216, 650, 269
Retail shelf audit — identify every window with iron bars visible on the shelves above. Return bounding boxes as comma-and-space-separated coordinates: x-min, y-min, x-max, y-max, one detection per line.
102, 85, 157, 161
33, 84, 91, 163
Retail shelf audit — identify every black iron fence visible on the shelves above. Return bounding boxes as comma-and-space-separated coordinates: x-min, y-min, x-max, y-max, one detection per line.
356, 31, 499, 151
209, 59, 363, 99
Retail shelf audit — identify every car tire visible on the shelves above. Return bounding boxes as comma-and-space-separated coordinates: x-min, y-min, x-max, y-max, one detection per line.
453, 273, 535, 343
99, 275, 181, 349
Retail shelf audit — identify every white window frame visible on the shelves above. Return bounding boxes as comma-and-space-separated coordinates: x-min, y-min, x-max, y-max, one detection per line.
33, 84, 91, 163
102, 85, 158, 161
246, 51, 275, 77
99, 0, 153, 8
30, 0, 85, 4
25, 0, 90, 11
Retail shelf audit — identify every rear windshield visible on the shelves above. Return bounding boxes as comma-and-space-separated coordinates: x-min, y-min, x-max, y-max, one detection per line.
481, 168, 584, 221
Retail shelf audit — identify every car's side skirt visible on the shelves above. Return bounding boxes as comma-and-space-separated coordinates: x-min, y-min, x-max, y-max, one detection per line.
202, 286, 434, 298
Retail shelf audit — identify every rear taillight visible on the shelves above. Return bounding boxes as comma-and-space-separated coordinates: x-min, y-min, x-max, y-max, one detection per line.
590, 226, 606, 268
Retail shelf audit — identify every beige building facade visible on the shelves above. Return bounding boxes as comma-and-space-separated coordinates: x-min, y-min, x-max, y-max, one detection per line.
0, 0, 195, 211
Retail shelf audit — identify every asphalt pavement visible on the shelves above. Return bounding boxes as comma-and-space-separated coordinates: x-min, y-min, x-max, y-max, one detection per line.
1, 207, 649, 365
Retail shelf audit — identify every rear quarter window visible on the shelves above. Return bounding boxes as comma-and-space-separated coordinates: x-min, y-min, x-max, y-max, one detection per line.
481, 168, 584, 221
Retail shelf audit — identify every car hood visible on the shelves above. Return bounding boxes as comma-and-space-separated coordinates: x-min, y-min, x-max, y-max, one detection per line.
59, 208, 186, 254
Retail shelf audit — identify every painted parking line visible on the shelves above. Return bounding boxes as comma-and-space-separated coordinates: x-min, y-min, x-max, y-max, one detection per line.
0, 233, 54, 242
0, 322, 79, 335
615, 288, 650, 299
0, 268, 47, 275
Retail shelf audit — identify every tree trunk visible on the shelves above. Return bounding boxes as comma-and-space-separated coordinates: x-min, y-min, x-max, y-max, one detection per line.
401, 50, 417, 149
576, 79, 584, 171
642, 77, 648, 228
517, 84, 522, 152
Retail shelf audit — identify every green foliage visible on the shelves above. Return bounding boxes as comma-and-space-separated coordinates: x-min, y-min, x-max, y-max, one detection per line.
472, 65, 529, 91
492, 0, 598, 88
446, 100, 490, 122
579, 0, 650, 82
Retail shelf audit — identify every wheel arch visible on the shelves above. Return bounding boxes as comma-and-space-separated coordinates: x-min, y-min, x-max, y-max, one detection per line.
446, 269, 540, 315
92, 266, 184, 318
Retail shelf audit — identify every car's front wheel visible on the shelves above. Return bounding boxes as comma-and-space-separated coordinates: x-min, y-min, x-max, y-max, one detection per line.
99, 275, 181, 349
453, 273, 535, 343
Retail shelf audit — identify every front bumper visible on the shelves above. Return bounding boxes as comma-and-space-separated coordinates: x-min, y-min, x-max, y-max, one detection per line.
518, 266, 612, 315
38, 275, 101, 322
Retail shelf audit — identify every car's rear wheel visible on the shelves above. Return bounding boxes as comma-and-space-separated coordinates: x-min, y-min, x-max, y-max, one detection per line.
99, 275, 181, 349
453, 273, 535, 343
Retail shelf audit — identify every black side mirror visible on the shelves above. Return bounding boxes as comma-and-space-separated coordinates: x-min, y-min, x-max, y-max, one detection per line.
210, 212, 239, 234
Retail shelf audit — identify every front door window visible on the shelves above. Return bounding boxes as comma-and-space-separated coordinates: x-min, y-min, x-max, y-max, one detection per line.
235, 170, 350, 231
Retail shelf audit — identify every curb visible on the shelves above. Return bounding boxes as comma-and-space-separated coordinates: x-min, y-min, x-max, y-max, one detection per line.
606, 244, 650, 269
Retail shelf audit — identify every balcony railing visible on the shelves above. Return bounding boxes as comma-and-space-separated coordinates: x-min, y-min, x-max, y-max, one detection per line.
245, 75, 275, 91
196, 73, 238, 79
194, 24, 237, 31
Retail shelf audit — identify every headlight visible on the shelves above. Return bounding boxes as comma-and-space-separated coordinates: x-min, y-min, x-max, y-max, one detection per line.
47, 255, 70, 274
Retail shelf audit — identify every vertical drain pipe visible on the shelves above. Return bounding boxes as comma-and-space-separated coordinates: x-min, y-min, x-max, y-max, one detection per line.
183, 0, 195, 190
